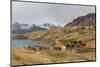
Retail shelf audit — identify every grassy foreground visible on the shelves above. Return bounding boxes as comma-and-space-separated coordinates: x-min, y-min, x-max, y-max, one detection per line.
12, 46, 96, 66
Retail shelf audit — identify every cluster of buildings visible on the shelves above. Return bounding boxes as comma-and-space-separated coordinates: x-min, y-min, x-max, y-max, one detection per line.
27, 40, 86, 51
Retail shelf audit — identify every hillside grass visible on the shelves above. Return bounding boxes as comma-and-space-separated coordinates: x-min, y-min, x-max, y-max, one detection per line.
12, 26, 96, 66
25, 26, 96, 48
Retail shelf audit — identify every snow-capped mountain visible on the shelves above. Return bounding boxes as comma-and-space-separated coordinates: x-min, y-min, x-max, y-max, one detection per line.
11, 22, 46, 34
20, 24, 32, 29
39, 23, 61, 29
12, 22, 32, 30
11, 22, 62, 34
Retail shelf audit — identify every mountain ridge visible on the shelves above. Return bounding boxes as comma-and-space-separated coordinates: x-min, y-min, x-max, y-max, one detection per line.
64, 13, 96, 27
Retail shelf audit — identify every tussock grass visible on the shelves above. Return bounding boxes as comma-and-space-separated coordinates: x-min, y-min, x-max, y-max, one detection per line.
12, 46, 96, 66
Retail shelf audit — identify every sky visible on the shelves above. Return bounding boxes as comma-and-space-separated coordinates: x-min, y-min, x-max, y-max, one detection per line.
12, 1, 95, 26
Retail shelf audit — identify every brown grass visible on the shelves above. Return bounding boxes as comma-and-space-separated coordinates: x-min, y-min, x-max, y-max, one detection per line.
12, 46, 96, 66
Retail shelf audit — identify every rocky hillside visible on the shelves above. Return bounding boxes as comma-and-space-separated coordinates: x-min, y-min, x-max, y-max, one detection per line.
65, 13, 96, 27
25, 26, 95, 48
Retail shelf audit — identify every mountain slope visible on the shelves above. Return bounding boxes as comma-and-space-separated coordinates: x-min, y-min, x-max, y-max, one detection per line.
65, 13, 96, 27
24, 26, 95, 48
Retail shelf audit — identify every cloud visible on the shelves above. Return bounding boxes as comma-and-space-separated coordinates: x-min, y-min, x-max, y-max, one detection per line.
12, 1, 95, 26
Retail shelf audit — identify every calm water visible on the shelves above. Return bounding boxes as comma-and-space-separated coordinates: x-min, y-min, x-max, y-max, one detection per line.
11, 39, 49, 48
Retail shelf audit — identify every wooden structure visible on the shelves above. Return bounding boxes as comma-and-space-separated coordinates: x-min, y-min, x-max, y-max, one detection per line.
52, 40, 66, 51
36, 44, 49, 50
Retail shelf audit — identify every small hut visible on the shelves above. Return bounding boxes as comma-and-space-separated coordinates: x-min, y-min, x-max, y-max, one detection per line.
52, 40, 66, 51
35, 43, 49, 51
